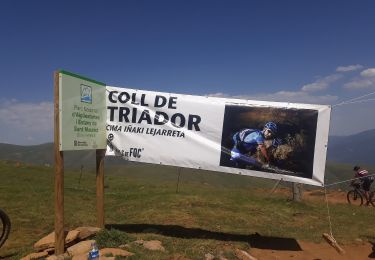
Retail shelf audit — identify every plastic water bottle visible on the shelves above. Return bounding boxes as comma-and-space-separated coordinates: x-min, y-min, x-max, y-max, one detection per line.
88, 242, 99, 260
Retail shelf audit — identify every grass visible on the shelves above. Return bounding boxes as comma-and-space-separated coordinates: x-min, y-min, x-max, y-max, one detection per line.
0, 160, 374, 259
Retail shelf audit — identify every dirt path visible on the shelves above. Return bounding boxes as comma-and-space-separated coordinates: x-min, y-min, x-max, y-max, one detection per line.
259, 188, 351, 204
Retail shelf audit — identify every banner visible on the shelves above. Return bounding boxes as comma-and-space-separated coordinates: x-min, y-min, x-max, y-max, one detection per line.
106, 86, 331, 186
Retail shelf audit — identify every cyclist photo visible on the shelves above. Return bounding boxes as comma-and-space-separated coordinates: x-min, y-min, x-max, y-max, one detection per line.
219, 105, 319, 179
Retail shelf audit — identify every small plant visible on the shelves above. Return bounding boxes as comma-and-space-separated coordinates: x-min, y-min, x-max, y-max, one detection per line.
95, 228, 133, 248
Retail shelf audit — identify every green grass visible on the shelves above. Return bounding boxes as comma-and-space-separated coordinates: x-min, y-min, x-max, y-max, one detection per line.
0, 160, 374, 259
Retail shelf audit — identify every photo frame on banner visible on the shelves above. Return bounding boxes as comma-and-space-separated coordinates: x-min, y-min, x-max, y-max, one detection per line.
219, 105, 319, 179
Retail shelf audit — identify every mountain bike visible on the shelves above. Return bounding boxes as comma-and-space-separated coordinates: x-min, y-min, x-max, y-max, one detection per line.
347, 182, 375, 207
0, 208, 11, 248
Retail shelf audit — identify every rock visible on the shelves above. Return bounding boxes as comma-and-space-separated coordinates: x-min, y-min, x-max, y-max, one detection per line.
205, 253, 215, 260
74, 226, 101, 240
118, 244, 130, 249
235, 249, 257, 260
143, 240, 165, 251
99, 248, 134, 257
133, 239, 145, 245
46, 253, 69, 260
99, 257, 115, 260
34, 230, 80, 251
20, 251, 48, 260
67, 240, 95, 256
71, 254, 88, 260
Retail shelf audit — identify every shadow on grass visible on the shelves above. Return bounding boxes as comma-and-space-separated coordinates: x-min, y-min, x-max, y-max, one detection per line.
0, 253, 17, 259
106, 223, 302, 251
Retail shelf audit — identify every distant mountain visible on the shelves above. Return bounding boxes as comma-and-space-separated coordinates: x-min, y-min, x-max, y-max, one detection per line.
0, 129, 374, 168
327, 129, 375, 165
0, 143, 54, 166
0, 142, 126, 169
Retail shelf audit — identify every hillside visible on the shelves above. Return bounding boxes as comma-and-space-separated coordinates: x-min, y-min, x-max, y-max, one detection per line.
327, 129, 375, 165
0, 161, 374, 259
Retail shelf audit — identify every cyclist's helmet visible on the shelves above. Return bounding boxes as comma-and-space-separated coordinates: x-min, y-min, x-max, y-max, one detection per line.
353, 165, 360, 171
264, 122, 278, 135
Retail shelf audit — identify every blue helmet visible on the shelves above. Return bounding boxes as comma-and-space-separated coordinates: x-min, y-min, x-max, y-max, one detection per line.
264, 122, 278, 135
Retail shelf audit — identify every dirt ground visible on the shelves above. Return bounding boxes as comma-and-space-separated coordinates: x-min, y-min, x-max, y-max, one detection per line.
259, 187, 351, 204
247, 188, 374, 259
249, 240, 374, 259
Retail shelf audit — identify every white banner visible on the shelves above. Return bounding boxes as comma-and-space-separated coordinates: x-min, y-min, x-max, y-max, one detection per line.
106, 86, 331, 186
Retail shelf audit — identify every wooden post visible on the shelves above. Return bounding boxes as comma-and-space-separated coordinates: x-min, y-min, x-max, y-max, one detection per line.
96, 149, 105, 228
292, 183, 303, 202
54, 71, 65, 254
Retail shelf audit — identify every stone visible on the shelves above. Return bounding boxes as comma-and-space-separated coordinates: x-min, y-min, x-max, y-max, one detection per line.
46, 253, 69, 260
71, 254, 88, 260
67, 240, 95, 256
20, 251, 48, 260
133, 239, 145, 245
205, 253, 215, 260
143, 240, 165, 251
234, 249, 257, 260
74, 226, 101, 240
99, 248, 134, 257
34, 230, 80, 251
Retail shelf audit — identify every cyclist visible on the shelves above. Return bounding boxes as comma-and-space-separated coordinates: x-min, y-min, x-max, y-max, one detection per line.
353, 165, 374, 205
230, 122, 278, 169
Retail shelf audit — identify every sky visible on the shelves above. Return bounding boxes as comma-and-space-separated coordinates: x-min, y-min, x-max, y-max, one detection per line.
0, 0, 375, 145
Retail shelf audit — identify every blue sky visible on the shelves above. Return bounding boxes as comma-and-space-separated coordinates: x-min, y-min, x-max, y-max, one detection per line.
1, 0, 375, 144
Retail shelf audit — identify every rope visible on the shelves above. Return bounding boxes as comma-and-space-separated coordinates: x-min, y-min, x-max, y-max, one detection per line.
324, 187, 336, 243
324, 173, 375, 187
268, 178, 283, 196
332, 91, 375, 108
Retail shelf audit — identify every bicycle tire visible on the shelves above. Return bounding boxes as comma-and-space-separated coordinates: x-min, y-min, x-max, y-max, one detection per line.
0, 208, 11, 248
347, 190, 363, 206
369, 191, 375, 207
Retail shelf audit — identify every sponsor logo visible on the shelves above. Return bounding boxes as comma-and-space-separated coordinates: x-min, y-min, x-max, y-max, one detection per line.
74, 140, 88, 147
80, 84, 92, 104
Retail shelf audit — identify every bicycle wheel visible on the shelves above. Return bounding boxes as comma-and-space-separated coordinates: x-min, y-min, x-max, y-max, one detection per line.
347, 190, 363, 206
369, 192, 375, 207
0, 208, 11, 248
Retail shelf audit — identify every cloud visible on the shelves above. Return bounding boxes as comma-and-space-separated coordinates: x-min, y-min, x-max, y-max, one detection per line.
208, 91, 338, 105
336, 64, 364, 72
0, 100, 53, 144
301, 74, 342, 92
360, 68, 375, 77
343, 67, 375, 89
343, 79, 374, 89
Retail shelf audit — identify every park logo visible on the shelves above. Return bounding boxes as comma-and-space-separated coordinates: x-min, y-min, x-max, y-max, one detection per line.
80, 84, 92, 104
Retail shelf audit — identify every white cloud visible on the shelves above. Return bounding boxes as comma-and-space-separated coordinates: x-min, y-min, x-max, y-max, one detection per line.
301, 74, 342, 92
208, 91, 338, 105
0, 100, 53, 144
343, 68, 375, 89
360, 68, 375, 77
343, 79, 374, 89
336, 64, 364, 72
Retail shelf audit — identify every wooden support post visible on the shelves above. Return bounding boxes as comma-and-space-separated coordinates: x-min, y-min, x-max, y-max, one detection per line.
54, 71, 65, 255
96, 149, 105, 228
322, 233, 345, 255
292, 183, 303, 202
